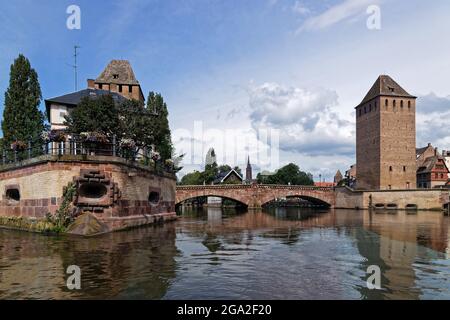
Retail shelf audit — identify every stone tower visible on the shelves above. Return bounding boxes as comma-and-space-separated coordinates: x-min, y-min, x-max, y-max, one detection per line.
246, 156, 253, 182
88, 60, 145, 104
334, 170, 343, 185
356, 75, 417, 190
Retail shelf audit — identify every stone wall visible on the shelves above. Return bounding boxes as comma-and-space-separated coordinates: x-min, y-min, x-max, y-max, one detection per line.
336, 186, 449, 211
0, 155, 177, 233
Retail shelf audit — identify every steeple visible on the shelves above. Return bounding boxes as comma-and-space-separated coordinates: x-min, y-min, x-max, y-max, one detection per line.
246, 156, 252, 182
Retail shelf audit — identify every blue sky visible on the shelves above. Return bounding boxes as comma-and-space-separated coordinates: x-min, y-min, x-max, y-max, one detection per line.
1, 0, 450, 180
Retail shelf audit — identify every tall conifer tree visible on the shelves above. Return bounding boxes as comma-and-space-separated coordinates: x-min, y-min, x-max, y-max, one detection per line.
2, 54, 45, 147
146, 91, 173, 160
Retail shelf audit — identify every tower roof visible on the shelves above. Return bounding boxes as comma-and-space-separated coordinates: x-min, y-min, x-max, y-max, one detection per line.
357, 75, 416, 107
95, 60, 140, 85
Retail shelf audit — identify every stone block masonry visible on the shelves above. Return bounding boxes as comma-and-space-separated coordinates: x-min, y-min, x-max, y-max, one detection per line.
0, 155, 177, 234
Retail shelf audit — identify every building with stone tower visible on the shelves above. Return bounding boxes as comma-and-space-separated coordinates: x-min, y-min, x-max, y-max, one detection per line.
46, 60, 144, 130
355, 75, 417, 190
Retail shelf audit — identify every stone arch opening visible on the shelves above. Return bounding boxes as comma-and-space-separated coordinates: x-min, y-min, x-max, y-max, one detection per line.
79, 182, 108, 199
262, 195, 331, 208
149, 191, 160, 205
5, 188, 20, 202
176, 195, 248, 208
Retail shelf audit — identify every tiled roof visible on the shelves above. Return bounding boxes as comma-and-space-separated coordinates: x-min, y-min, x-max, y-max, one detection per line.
44, 89, 127, 120
358, 75, 416, 107
95, 60, 140, 85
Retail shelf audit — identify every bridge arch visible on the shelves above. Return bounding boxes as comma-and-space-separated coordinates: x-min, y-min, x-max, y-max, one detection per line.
176, 185, 335, 209
176, 194, 249, 207
260, 194, 332, 207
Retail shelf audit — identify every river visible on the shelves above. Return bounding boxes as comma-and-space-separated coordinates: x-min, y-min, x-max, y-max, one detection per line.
0, 207, 449, 299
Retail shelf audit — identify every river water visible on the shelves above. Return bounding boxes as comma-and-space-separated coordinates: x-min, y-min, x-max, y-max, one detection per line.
0, 207, 449, 300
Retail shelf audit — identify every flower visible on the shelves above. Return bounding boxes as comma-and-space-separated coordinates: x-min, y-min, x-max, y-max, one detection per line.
119, 138, 136, 150
151, 151, 161, 162
11, 140, 27, 151
79, 132, 109, 144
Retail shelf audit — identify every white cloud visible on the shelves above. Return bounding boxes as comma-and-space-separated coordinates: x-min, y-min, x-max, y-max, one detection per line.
292, 1, 311, 15
297, 0, 381, 32
248, 82, 354, 156
416, 93, 450, 150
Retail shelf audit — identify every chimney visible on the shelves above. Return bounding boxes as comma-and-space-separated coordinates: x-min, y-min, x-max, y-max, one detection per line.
87, 79, 95, 89
428, 143, 432, 147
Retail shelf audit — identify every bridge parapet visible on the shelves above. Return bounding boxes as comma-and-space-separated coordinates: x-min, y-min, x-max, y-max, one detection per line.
176, 184, 336, 208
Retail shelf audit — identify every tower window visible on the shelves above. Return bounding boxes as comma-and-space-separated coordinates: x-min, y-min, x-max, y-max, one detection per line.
389, 166, 393, 172
118, 84, 123, 92
385, 99, 388, 106
359, 109, 362, 117
369, 104, 372, 112
364, 106, 366, 113
403, 166, 406, 172
113, 74, 119, 79
393, 100, 396, 107
129, 85, 133, 93
400, 100, 404, 108
99, 84, 103, 90
408, 101, 411, 109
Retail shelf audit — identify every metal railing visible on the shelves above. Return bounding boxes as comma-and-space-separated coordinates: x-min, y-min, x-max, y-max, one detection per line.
0, 135, 171, 172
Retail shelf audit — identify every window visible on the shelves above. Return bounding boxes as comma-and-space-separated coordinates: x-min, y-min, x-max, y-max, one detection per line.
389, 166, 393, 172
393, 100, 396, 107
113, 74, 119, 79
400, 100, 404, 108
118, 84, 123, 92
403, 166, 406, 172
406, 182, 410, 189
129, 85, 133, 93
388, 185, 392, 190
441, 173, 444, 179
408, 101, 411, 110
364, 106, 366, 113
369, 104, 372, 112
385, 99, 388, 106
99, 83, 103, 89
359, 109, 362, 117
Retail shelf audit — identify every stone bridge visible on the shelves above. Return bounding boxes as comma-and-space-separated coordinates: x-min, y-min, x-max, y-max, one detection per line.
176, 184, 336, 208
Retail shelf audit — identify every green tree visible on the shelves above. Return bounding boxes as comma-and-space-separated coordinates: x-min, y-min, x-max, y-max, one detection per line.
2, 54, 45, 147
64, 94, 120, 137
118, 99, 155, 148
202, 162, 218, 185
147, 92, 172, 161
263, 163, 314, 185
180, 170, 203, 185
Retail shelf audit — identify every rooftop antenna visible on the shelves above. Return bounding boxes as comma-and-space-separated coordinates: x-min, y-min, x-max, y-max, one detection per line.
73, 45, 80, 91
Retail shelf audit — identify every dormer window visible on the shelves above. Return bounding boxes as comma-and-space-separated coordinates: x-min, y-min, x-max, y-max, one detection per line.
113, 74, 119, 79
388, 86, 395, 92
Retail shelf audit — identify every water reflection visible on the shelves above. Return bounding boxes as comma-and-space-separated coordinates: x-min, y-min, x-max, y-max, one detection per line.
0, 207, 449, 299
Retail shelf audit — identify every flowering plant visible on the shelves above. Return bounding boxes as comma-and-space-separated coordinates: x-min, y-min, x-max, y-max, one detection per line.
10, 140, 27, 151
151, 151, 161, 162
42, 130, 67, 143
79, 132, 109, 144
119, 138, 136, 150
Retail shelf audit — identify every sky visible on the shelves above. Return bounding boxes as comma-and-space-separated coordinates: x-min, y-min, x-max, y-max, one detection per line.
0, 0, 449, 181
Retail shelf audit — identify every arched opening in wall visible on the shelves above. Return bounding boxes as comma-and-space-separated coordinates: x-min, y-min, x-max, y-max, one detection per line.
149, 191, 160, 205
175, 195, 248, 213
79, 182, 108, 199
5, 188, 20, 202
406, 204, 418, 211
386, 203, 398, 210
263, 195, 331, 209
374, 203, 385, 209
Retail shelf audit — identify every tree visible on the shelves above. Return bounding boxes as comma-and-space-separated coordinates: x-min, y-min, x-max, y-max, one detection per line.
202, 162, 218, 185
118, 99, 155, 148
261, 163, 314, 185
147, 92, 172, 161
180, 171, 203, 185
2, 54, 45, 147
64, 94, 120, 137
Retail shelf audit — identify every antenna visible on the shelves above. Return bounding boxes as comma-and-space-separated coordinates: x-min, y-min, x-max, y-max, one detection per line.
73, 45, 80, 91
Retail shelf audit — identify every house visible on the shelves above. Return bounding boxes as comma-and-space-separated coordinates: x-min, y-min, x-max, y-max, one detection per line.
416, 143, 436, 167
213, 169, 243, 185
334, 170, 343, 185
345, 164, 357, 188
45, 60, 143, 131
416, 152, 449, 188
442, 150, 450, 179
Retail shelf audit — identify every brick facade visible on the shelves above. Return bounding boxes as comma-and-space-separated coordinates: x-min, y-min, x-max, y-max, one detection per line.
0, 156, 176, 231
356, 76, 417, 190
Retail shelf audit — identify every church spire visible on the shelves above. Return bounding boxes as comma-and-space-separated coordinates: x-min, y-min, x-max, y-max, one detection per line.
246, 156, 252, 182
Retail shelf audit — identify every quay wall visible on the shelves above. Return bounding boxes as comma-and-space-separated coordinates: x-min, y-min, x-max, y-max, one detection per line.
0, 155, 177, 234
336, 186, 449, 211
